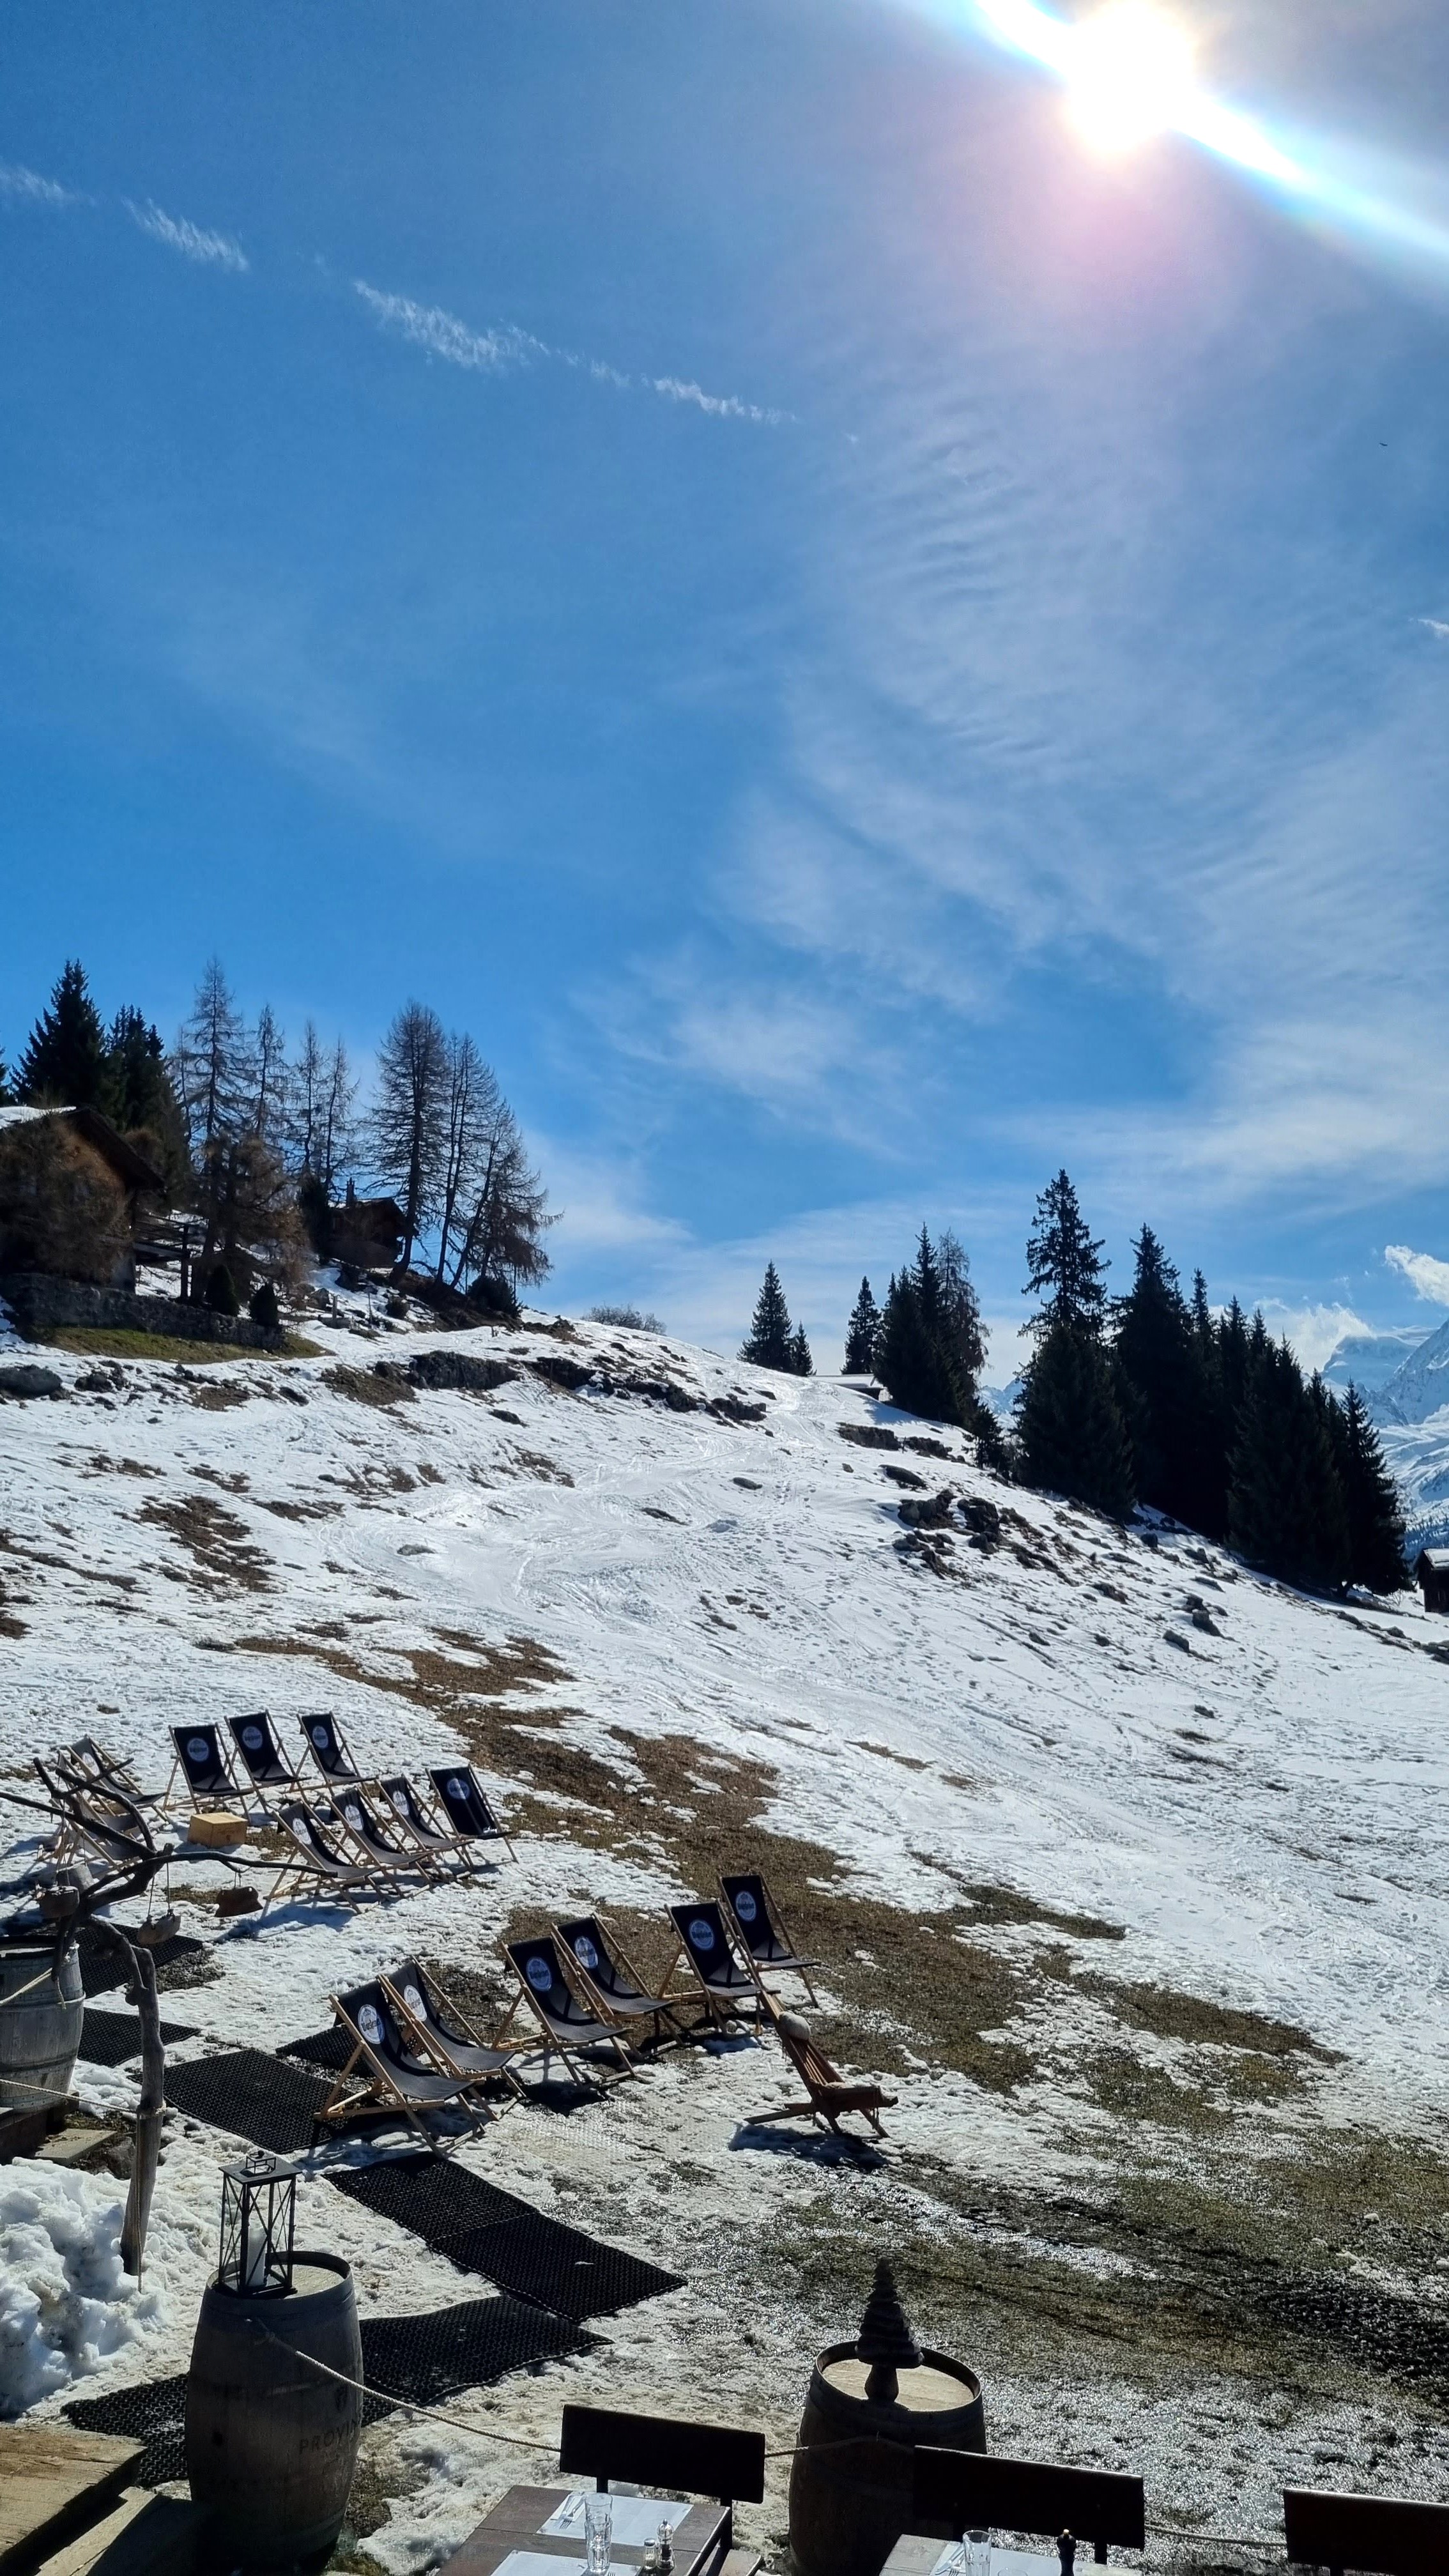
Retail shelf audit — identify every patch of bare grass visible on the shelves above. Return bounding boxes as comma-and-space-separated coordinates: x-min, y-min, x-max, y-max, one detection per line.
325, 1365, 415, 1409
137, 1495, 272, 1592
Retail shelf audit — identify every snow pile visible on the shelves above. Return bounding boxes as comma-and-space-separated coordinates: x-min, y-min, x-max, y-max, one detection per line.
0, 2161, 165, 2418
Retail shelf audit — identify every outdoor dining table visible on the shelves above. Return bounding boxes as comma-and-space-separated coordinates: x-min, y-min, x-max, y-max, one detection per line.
440, 2483, 734, 2575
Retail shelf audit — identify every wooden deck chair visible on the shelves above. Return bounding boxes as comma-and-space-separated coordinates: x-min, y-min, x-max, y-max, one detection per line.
165, 1722, 246, 1814
35, 1759, 150, 1874
664, 1900, 762, 2029
263, 1803, 376, 1912
910, 2447, 1146, 2564
556, 1913, 693, 2043
326, 1788, 426, 1889
496, 1935, 636, 2084
298, 1709, 367, 1790
320, 1977, 497, 2140
227, 1711, 301, 1803
379, 1774, 474, 1874
427, 1764, 517, 1864
67, 1735, 158, 1809
1284, 2486, 1449, 2576
749, 1987, 895, 2138
560, 2401, 767, 2565
719, 1871, 819, 2003
382, 1957, 525, 2094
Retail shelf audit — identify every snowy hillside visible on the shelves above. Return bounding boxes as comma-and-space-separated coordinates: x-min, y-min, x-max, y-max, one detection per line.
4, 1303, 1449, 2563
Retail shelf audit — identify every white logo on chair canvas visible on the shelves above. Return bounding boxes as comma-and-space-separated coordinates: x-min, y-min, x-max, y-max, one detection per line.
403, 1984, 425, 2016
573, 1936, 599, 1969
311, 1724, 330, 1747
358, 2005, 383, 2044
445, 1777, 468, 1800
526, 1957, 554, 1991
689, 1918, 715, 1949
241, 1726, 264, 1751
344, 1804, 363, 1828
734, 1890, 758, 1922
391, 1789, 408, 1814
187, 1738, 211, 1764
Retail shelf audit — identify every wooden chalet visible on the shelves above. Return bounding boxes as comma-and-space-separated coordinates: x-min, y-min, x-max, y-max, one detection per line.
1414, 1548, 1449, 1614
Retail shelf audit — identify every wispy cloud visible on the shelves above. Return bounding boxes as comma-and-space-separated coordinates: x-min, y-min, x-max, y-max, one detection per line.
1418, 617, 1449, 640
354, 277, 785, 425
1385, 1244, 1449, 1305
0, 160, 85, 208
1258, 1301, 1371, 1375
125, 199, 248, 272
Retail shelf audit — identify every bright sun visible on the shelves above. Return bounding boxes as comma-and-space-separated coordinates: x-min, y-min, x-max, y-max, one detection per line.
1064, 1, 1196, 155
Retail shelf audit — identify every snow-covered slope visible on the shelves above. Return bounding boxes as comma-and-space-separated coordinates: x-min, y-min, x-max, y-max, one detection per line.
3, 1307, 1448, 2556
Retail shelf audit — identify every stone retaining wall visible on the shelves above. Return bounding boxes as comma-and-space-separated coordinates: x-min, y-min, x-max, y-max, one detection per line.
0, 1272, 286, 1353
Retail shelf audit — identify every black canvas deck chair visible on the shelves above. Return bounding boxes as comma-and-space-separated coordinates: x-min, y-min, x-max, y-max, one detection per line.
263, 1803, 376, 1911
1284, 2487, 1449, 2576
749, 1987, 894, 2140
719, 1872, 818, 2003
910, 2447, 1146, 2565
380, 1774, 473, 1873
428, 1763, 516, 1863
559, 2402, 767, 2571
498, 1935, 636, 2083
35, 1759, 150, 1874
327, 1788, 425, 1888
227, 1711, 300, 1801
67, 1735, 157, 1809
298, 1709, 366, 1789
321, 1976, 498, 2139
556, 1913, 693, 2043
665, 1901, 762, 2028
381, 1957, 524, 2094
165, 1722, 245, 1813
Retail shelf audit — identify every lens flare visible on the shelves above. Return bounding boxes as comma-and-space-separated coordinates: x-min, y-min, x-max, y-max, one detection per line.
1064, 4, 1195, 157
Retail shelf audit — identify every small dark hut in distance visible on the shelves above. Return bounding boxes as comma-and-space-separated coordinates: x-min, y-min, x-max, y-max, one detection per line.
1414, 1548, 1449, 1614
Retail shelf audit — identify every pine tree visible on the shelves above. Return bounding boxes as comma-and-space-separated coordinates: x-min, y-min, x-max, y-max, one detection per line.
1016, 1317, 1135, 1518
1230, 1339, 1349, 1591
788, 1323, 813, 1376
740, 1263, 794, 1371
936, 1229, 986, 1385
1023, 1170, 1108, 1342
204, 1261, 240, 1316
17, 961, 108, 1108
876, 1246, 971, 1427
249, 1279, 280, 1331
1341, 1384, 1407, 1593
843, 1278, 880, 1374
369, 1001, 448, 1275
1113, 1226, 1211, 1528
103, 1008, 188, 1189
0, 1049, 10, 1103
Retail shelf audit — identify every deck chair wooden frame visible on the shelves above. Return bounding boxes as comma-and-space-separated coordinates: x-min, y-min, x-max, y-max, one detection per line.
426, 1764, 518, 1864
663, 1900, 763, 2030
35, 1759, 150, 1875
1284, 2487, 1449, 2576
164, 1722, 247, 1815
379, 1774, 473, 1874
227, 1711, 302, 1803
67, 1735, 157, 1809
262, 1804, 378, 1912
560, 2402, 767, 2554
496, 1935, 637, 2085
555, 1913, 694, 2044
319, 1978, 498, 2142
749, 1988, 896, 2138
381, 1958, 526, 2098
719, 1871, 819, 2004
910, 2446, 1146, 2562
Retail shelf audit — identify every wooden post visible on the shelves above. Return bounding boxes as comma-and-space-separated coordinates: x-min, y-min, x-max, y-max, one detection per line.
119, 1937, 164, 2280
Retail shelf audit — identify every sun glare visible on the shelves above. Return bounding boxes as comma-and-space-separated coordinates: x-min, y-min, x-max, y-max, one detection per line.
1064, 2, 1196, 155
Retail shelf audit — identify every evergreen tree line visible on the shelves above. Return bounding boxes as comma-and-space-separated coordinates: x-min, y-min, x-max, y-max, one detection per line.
0, 958, 552, 1311
831, 1169, 1405, 1595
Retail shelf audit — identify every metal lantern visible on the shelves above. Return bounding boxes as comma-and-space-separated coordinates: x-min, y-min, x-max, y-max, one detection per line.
217, 2149, 296, 2297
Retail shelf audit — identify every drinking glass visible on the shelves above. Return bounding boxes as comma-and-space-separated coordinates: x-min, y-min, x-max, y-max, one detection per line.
967, 2529, 992, 2576
584, 2492, 613, 2572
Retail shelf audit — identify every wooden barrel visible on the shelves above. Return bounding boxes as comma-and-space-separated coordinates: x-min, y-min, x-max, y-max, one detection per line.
788, 2341, 986, 2576
185, 2253, 362, 2568
0, 1942, 82, 2112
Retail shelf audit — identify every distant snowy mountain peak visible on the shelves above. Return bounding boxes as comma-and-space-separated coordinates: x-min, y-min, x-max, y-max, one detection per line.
1367, 1316, 1449, 1427
1321, 1325, 1432, 1399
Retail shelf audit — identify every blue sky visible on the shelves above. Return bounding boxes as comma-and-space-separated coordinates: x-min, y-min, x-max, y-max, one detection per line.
4, 0, 1449, 1370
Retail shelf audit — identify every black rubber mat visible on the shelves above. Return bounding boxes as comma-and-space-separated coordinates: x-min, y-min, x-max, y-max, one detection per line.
65, 2299, 583, 2484
165, 2048, 334, 2152
79, 2008, 195, 2067
283, 2023, 355, 2071
328, 2153, 684, 2320
330, 2150, 525, 2240
77, 1920, 208, 1996
66, 2372, 188, 2489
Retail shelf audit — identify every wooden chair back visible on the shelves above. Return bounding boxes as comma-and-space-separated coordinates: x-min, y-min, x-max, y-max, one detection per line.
756, 1988, 840, 2092
911, 2447, 1146, 2562
1284, 2487, 1449, 2575
559, 2400, 766, 2513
